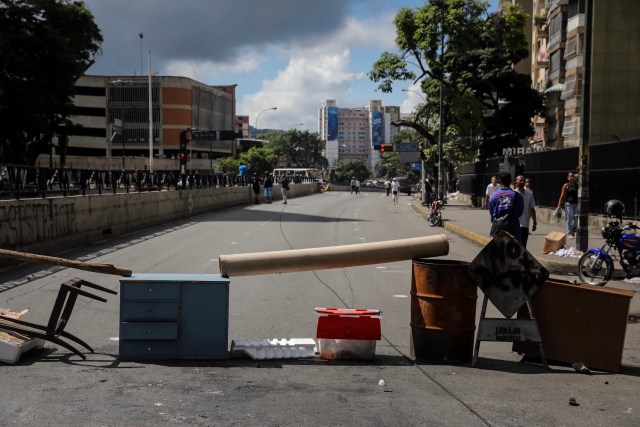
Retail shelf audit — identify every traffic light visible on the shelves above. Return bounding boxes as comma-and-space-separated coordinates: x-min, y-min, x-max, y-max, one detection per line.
179, 130, 189, 168
380, 144, 385, 153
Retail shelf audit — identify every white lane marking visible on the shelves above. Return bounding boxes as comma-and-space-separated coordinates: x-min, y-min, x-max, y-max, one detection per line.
376, 266, 387, 269
358, 237, 366, 240
353, 228, 360, 231
110, 337, 120, 341
393, 295, 409, 298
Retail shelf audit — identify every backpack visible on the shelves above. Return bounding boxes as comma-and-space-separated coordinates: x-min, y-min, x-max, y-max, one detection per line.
490, 190, 517, 237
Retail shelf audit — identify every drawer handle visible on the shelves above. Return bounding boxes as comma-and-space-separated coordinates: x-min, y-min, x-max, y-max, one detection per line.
147, 346, 151, 351
148, 288, 152, 292
147, 330, 151, 334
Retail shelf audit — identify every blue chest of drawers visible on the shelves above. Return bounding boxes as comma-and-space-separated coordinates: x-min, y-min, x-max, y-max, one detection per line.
119, 274, 230, 360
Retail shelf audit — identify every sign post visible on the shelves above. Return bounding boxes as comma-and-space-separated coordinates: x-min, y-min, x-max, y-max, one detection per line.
467, 231, 550, 368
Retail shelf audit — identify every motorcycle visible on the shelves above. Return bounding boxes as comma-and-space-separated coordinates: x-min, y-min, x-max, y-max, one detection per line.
427, 198, 444, 227
577, 221, 640, 285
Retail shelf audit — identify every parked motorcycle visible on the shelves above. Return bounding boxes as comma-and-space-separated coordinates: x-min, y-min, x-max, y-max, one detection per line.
577, 199, 640, 285
427, 198, 444, 227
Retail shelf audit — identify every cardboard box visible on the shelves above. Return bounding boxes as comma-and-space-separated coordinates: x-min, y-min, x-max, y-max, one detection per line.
513, 279, 635, 372
542, 231, 566, 253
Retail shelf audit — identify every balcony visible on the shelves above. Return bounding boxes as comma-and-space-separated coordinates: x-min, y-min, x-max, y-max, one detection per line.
567, 13, 585, 33
548, 0, 569, 14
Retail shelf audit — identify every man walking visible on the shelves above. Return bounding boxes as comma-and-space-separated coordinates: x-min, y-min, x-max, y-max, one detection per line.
515, 175, 537, 248
350, 177, 357, 194
485, 175, 499, 209
488, 173, 524, 242
391, 178, 400, 205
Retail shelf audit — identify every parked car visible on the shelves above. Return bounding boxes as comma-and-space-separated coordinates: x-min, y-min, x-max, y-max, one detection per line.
393, 176, 419, 195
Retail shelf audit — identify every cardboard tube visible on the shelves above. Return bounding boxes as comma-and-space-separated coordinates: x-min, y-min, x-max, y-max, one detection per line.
219, 234, 449, 277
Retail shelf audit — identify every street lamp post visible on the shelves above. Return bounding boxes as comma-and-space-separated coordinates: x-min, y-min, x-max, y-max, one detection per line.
254, 107, 277, 138
110, 80, 132, 171
402, 89, 429, 204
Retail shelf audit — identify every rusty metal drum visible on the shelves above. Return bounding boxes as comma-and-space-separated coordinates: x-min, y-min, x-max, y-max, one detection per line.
410, 259, 477, 362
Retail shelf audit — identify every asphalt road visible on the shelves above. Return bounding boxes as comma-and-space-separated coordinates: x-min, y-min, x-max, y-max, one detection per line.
1, 191, 639, 426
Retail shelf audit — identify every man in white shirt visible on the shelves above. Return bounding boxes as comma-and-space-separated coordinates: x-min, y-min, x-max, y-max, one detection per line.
391, 178, 400, 205
485, 175, 499, 209
515, 175, 537, 248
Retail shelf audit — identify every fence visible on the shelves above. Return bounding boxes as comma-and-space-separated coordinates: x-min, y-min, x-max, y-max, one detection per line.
0, 164, 321, 200
458, 138, 640, 218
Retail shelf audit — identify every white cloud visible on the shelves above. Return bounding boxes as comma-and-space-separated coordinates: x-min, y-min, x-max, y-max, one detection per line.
241, 50, 364, 132
239, 11, 399, 132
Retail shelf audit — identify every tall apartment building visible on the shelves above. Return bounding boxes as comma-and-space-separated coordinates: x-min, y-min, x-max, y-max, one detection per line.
523, 0, 640, 148
67, 75, 236, 166
318, 99, 400, 173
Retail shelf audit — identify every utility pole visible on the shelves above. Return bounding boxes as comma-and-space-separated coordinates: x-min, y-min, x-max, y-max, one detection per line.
576, 0, 592, 252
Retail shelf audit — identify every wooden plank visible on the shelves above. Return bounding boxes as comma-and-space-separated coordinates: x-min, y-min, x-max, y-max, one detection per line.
0, 249, 132, 277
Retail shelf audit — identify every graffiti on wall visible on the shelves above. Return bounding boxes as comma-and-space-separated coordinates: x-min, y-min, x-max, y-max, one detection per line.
0, 202, 78, 248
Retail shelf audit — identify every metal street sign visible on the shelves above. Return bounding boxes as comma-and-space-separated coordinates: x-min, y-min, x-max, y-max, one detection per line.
400, 152, 420, 164
395, 143, 418, 152
467, 231, 549, 318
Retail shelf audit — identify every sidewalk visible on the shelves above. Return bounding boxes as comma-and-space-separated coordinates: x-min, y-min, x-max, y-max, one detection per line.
411, 196, 608, 276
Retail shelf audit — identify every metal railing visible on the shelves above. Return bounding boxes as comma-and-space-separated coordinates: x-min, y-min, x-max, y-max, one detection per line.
0, 164, 319, 199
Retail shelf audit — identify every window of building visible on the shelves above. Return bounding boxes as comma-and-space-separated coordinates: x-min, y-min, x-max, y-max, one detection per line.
561, 74, 581, 100
562, 116, 576, 137
564, 34, 579, 59
549, 13, 563, 38
550, 50, 562, 72
568, 0, 585, 18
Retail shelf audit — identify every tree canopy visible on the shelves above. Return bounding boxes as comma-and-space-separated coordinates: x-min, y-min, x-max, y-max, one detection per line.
369, 0, 543, 159
0, 0, 103, 165
329, 159, 369, 184
260, 129, 327, 169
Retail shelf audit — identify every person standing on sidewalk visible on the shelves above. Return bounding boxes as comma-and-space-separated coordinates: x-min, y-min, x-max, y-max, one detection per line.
515, 175, 537, 248
485, 175, 499, 209
555, 171, 578, 238
350, 177, 357, 194
391, 178, 400, 205
263, 173, 274, 204
384, 178, 391, 196
251, 173, 261, 204
488, 173, 524, 242
280, 175, 290, 204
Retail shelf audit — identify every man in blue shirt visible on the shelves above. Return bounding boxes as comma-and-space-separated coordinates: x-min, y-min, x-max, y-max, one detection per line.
488, 173, 524, 243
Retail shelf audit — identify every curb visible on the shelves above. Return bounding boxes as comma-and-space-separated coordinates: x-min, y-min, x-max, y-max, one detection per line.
411, 200, 577, 276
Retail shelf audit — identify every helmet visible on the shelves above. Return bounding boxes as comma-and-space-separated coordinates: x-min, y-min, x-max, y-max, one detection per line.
604, 199, 625, 219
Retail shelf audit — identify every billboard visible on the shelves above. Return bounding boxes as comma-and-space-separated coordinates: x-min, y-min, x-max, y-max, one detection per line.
327, 106, 339, 140
371, 111, 384, 148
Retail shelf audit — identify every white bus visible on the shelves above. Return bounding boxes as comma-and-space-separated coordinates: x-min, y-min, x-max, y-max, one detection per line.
272, 168, 322, 183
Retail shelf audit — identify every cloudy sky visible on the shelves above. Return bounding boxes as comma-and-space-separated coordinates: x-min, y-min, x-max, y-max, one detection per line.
84, 0, 497, 133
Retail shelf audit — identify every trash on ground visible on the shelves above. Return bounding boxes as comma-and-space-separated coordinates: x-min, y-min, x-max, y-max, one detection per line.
572, 362, 592, 375
378, 379, 386, 386
230, 338, 317, 360
0, 308, 45, 364
551, 246, 583, 258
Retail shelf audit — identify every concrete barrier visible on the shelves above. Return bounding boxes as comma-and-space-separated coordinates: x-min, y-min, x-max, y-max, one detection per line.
0, 183, 317, 260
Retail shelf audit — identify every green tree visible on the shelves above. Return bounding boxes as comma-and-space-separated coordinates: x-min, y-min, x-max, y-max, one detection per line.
261, 129, 327, 169
369, 1, 542, 159
0, 0, 102, 164
378, 152, 409, 179
329, 159, 369, 184
241, 146, 277, 177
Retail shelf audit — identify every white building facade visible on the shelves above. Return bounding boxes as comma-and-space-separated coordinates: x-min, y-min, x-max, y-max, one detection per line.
318, 99, 400, 174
